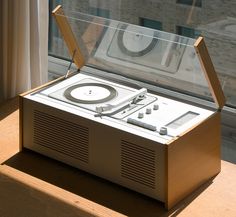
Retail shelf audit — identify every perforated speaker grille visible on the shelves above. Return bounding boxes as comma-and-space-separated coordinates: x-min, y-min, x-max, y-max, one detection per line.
121, 140, 156, 189
33, 110, 89, 163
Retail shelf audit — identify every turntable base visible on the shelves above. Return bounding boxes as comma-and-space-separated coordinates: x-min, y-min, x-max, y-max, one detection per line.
19, 68, 221, 209
1, 100, 234, 216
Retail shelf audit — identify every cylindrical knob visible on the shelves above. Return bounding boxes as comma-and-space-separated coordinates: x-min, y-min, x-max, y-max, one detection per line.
146, 108, 152, 114
159, 127, 168, 135
138, 112, 144, 119
153, 104, 159, 110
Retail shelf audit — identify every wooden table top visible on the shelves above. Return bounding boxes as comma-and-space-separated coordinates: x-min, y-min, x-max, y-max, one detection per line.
1, 97, 236, 217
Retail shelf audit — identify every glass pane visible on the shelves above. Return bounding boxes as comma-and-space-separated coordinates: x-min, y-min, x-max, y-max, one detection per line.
176, 26, 201, 38
49, 0, 236, 108
140, 18, 162, 31
53, 9, 214, 104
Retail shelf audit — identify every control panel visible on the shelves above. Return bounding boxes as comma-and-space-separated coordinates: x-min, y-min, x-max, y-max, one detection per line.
125, 95, 212, 137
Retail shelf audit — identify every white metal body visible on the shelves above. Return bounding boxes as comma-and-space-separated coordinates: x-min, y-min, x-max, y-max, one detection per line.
22, 69, 214, 202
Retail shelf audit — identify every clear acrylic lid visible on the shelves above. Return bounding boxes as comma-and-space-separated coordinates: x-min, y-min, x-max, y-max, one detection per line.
52, 6, 225, 109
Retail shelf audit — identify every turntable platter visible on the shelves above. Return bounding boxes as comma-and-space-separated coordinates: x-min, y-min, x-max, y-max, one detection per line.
64, 83, 117, 104
118, 24, 158, 57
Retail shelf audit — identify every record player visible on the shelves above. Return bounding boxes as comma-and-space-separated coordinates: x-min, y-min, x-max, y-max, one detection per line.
19, 6, 225, 209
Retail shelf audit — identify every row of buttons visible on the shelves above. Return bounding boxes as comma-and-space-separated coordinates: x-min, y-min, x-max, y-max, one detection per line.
138, 104, 159, 118
127, 118, 168, 135
127, 103, 168, 135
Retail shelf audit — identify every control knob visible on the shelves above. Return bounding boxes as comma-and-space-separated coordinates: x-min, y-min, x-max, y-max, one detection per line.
138, 112, 144, 119
153, 104, 159, 110
146, 107, 152, 114
159, 127, 168, 135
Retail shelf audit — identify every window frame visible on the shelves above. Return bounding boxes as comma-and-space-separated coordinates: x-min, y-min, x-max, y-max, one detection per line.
176, 0, 202, 8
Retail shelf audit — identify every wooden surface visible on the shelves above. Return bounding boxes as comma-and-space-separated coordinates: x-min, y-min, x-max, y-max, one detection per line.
194, 37, 226, 109
167, 112, 221, 209
1, 97, 236, 216
52, 5, 85, 69
0, 97, 19, 163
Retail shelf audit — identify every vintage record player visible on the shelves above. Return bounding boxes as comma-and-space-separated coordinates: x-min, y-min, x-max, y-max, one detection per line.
19, 6, 225, 209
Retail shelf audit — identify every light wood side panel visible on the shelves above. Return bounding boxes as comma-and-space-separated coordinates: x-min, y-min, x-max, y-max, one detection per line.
194, 37, 225, 109
52, 5, 85, 69
166, 112, 221, 209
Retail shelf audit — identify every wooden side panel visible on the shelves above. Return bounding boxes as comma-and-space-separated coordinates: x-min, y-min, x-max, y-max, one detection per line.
52, 5, 85, 69
194, 37, 225, 109
166, 112, 221, 209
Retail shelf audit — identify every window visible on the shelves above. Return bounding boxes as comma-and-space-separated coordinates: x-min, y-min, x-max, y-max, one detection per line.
139, 18, 162, 31
48, 0, 62, 54
48, 0, 236, 109
89, 7, 110, 18
48, 2, 110, 56
176, 25, 201, 38
176, 0, 202, 7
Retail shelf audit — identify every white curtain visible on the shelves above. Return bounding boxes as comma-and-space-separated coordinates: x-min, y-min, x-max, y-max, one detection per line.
0, 0, 48, 103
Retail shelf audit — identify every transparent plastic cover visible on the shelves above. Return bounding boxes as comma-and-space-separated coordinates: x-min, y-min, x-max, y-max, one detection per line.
54, 9, 215, 103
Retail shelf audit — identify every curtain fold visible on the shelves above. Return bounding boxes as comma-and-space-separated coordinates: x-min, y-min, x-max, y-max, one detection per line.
0, 0, 48, 103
